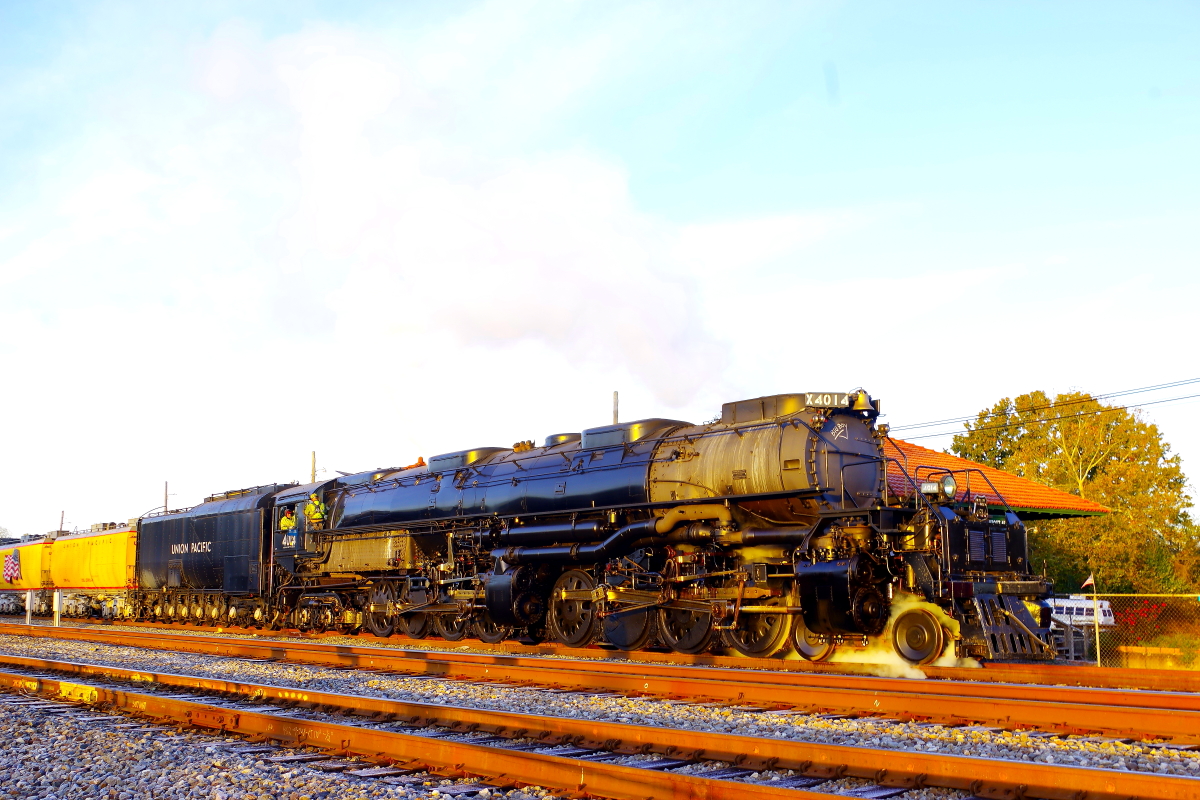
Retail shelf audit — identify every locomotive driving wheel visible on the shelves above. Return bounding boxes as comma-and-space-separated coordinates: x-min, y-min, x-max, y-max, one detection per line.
471, 609, 513, 644
721, 593, 794, 658
435, 613, 469, 641
399, 612, 432, 639
602, 604, 659, 651
657, 604, 714, 654
364, 583, 396, 638
891, 608, 945, 665
548, 570, 600, 648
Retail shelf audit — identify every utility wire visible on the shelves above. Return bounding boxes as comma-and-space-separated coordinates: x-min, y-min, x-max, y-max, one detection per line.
902, 392, 1200, 441
891, 377, 1200, 432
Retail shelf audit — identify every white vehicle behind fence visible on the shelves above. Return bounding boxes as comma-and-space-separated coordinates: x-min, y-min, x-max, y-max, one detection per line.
1049, 594, 1115, 661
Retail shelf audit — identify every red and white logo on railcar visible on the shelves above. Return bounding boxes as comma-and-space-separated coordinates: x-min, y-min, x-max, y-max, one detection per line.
2, 550, 20, 583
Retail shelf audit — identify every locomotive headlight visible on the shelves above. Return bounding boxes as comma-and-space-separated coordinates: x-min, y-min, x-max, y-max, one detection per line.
940, 475, 957, 500
920, 475, 958, 501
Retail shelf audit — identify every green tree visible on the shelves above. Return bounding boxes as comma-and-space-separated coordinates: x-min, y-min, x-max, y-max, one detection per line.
952, 391, 1199, 593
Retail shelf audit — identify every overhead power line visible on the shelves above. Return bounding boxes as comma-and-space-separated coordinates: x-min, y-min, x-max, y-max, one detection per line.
891, 377, 1200, 432
902, 392, 1200, 441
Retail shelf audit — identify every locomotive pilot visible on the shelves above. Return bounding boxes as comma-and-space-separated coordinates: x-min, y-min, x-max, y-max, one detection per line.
279, 507, 296, 531
304, 493, 327, 529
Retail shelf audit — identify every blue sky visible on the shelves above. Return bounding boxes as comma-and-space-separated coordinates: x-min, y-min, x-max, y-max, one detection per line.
1, 1, 1198, 533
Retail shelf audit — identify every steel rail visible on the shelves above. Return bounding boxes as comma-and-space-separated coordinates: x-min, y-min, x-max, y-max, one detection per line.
1, 656, 1197, 800
17, 617, 1200, 694
0, 668, 814, 800
2, 624, 1198, 743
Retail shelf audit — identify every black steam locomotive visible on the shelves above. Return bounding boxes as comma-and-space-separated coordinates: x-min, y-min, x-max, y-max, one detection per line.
130, 390, 1055, 664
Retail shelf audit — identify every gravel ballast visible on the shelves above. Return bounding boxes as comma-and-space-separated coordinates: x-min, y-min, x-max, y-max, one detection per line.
0, 633, 1197, 786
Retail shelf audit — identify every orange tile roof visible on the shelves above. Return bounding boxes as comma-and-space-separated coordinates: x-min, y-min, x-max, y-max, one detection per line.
884, 439, 1109, 519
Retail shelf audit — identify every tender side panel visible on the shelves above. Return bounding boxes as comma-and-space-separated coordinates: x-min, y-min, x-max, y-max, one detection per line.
48, 530, 133, 590
187, 508, 264, 594
137, 513, 190, 591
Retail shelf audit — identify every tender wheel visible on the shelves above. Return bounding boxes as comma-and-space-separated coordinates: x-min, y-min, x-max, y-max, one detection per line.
792, 618, 834, 661
472, 610, 512, 644
602, 606, 659, 651
892, 608, 945, 665
399, 612, 431, 639
722, 596, 793, 658
548, 570, 599, 648
365, 583, 396, 638
436, 614, 469, 641
657, 606, 714, 655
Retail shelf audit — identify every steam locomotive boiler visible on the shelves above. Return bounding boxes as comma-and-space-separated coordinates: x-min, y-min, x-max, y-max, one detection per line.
216, 389, 1053, 664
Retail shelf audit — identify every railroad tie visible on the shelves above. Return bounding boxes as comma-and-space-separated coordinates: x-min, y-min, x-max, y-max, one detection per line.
267, 754, 330, 764
307, 760, 363, 772
632, 758, 696, 771
692, 768, 755, 781
344, 766, 414, 778
769, 776, 827, 790
428, 785, 493, 797
850, 786, 908, 800
221, 745, 278, 755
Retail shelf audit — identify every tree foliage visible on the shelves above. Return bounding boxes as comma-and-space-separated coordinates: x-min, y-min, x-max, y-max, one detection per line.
952, 391, 1199, 593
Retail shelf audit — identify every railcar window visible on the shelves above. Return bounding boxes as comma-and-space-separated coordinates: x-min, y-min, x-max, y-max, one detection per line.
1085, 607, 1094, 616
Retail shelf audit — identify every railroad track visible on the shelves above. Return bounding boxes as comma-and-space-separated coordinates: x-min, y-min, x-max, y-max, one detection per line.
1, 651, 1197, 800
13, 616, 1199, 694
3, 622, 1199, 745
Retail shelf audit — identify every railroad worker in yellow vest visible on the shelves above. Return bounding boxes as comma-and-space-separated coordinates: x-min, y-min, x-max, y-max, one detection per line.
279, 507, 296, 531
304, 493, 327, 529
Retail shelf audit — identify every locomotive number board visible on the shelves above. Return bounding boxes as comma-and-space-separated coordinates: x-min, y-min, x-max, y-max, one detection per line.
805, 392, 851, 407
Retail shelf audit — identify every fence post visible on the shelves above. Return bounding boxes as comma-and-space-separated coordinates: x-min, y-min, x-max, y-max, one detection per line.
52, 590, 62, 627
25, 590, 32, 625
1091, 592, 1102, 666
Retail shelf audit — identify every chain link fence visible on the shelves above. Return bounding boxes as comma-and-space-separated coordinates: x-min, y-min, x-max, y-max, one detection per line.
1049, 593, 1200, 668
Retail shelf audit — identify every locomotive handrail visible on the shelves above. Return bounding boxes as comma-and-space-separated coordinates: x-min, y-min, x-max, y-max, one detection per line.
142, 505, 197, 519
914, 465, 1017, 519
879, 455, 939, 515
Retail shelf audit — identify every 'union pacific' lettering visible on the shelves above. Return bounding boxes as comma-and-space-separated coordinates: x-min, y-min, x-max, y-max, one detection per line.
169, 542, 213, 554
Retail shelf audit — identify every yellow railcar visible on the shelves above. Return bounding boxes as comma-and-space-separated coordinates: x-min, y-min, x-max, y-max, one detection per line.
1, 539, 50, 593
48, 527, 136, 592
47, 526, 137, 617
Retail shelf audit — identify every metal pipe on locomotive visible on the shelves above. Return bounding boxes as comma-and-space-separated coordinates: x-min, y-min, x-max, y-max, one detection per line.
117, 389, 1054, 664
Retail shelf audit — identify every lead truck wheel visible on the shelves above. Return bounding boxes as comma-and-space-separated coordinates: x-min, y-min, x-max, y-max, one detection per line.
891, 608, 945, 665
792, 619, 834, 661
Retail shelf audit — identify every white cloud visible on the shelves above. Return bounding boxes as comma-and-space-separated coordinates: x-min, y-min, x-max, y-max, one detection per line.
0, 11, 851, 533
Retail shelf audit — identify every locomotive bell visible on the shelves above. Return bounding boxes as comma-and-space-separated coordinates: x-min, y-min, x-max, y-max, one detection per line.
850, 390, 874, 412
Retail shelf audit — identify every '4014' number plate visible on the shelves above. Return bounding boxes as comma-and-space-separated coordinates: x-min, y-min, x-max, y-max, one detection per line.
804, 392, 850, 407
